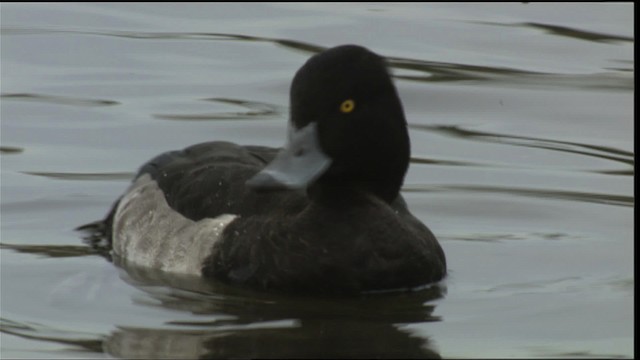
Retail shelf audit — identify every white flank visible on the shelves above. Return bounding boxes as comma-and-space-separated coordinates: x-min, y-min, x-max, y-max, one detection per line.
112, 174, 237, 275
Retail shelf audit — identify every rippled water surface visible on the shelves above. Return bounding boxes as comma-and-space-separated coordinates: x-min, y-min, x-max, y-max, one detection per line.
1, 3, 634, 359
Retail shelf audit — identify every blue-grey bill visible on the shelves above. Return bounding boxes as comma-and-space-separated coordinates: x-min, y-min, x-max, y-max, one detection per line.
246, 122, 332, 190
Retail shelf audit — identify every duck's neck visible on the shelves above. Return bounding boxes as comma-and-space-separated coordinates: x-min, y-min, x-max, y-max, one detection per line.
307, 179, 400, 205
308, 111, 410, 204
307, 148, 409, 204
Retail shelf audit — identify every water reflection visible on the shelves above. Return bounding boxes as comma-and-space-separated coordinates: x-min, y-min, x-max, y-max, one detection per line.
0, 92, 119, 107
411, 124, 634, 172
471, 21, 635, 44
0, 318, 104, 354
410, 156, 478, 168
0, 242, 445, 358
389, 56, 633, 90
0, 27, 324, 55
0, 243, 98, 258
108, 263, 444, 359
153, 97, 281, 122
3, 27, 632, 91
105, 317, 441, 359
404, 184, 633, 207
0, 146, 24, 154
21, 171, 134, 181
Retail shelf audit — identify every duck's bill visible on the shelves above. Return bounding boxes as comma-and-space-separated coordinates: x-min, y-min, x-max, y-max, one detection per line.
246, 122, 331, 190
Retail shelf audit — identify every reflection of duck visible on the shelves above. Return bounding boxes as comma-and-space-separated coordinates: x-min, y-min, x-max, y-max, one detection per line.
104, 317, 443, 359
94, 44, 446, 294
105, 263, 445, 359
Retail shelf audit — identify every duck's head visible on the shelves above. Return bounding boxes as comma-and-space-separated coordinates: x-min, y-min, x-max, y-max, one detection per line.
247, 45, 410, 203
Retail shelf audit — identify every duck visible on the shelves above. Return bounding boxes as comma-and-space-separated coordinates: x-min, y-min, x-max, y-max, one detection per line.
99, 44, 446, 295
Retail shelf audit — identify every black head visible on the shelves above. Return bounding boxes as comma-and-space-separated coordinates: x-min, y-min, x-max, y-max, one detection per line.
247, 45, 410, 203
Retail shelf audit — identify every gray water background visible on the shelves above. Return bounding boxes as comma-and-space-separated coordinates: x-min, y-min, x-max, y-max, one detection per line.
0, 3, 634, 358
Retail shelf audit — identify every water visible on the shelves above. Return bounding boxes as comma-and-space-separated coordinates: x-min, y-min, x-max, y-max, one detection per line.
0, 3, 634, 358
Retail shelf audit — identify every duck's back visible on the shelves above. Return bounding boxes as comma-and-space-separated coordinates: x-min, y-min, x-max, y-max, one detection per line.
137, 142, 309, 220
104, 142, 306, 274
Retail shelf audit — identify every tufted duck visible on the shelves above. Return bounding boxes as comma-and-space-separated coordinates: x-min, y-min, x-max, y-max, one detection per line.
97, 45, 446, 294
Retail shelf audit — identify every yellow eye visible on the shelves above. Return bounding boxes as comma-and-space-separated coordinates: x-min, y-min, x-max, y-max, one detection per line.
339, 99, 355, 113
